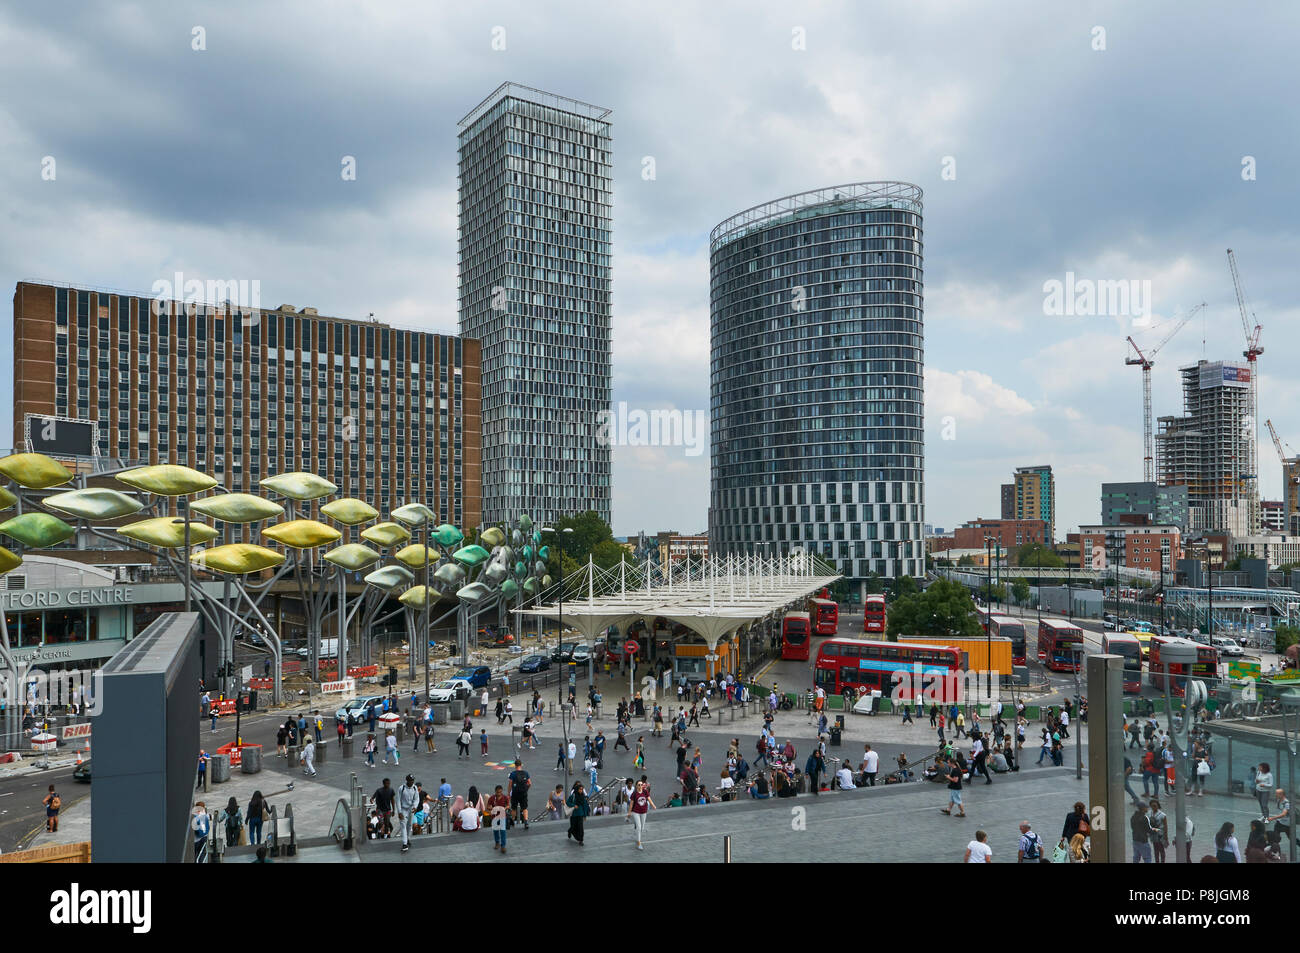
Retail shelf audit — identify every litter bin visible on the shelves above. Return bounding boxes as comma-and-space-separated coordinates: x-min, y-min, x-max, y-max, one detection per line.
210, 753, 231, 783
240, 744, 263, 774
829, 726, 842, 747
835, 715, 845, 730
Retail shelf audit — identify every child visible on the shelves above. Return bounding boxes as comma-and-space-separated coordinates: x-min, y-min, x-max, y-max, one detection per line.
635, 736, 645, 769
480, 728, 489, 759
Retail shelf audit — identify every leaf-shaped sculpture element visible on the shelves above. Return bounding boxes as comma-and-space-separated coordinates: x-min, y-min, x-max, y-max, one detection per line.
189, 493, 285, 523
431, 524, 464, 547
433, 562, 466, 587
323, 543, 382, 571
117, 464, 216, 496
261, 519, 341, 549
480, 527, 506, 548
43, 488, 143, 520
118, 518, 219, 549
259, 472, 338, 501
399, 585, 433, 610
364, 564, 414, 590
0, 487, 15, 511
452, 544, 491, 568
0, 513, 75, 548
0, 453, 74, 489
0, 547, 21, 575
456, 582, 491, 603
391, 503, 436, 527
193, 544, 285, 574
501, 578, 519, 599
395, 543, 434, 568
361, 522, 410, 547
320, 498, 379, 525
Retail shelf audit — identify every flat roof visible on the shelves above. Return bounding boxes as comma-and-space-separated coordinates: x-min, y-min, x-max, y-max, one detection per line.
458, 81, 612, 128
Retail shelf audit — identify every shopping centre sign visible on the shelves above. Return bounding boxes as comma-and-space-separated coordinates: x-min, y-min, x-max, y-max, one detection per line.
0, 586, 136, 611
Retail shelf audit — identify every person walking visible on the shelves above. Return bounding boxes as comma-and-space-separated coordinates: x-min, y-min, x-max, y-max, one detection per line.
220, 796, 244, 847
456, 726, 471, 758
1017, 821, 1044, 863
566, 781, 589, 845
313, 712, 324, 743
363, 733, 377, 767
1037, 728, 1052, 766
302, 738, 317, 777
940, 759, 966, 817
635, 736, 645, 770
480, 728, 489, 759
630, 779, 655, 850
191, 802, 210, 860
1130, 802, 1154, 863
411, 720, 423, 753
336, 717, 347, 748
397, 774, 420, 853
246, 790, 267, 845
196, 750, 209, 790
507, 759, 532, 828
384, 730, 399, 766
488, 784, 510, 854
1149, 798, 1169, 863
276, 724, 288, 757
964, 829, 992, 863
425, 722, 436, 753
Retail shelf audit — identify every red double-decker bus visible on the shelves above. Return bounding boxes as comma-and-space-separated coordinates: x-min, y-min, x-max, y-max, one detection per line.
985, 614, 1026, 666
781, 612, 811, 661
810, 598, 839, 635
1037, 619, 1085, 672
813, 639, 963, 700
1102, 632, 1142, 693
864, 594, 887, 634
1148, 635, 1218, 696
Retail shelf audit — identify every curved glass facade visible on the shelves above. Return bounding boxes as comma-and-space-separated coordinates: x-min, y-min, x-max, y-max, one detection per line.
708, 183, 925, 582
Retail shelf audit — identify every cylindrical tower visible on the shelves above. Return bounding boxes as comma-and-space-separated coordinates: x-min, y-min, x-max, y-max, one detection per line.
709, 182, 925, 586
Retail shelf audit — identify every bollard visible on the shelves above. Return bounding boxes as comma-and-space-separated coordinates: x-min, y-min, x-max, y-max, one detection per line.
286, 745, 300, 767
241, 745, 263, 774
395, 723, 404, 744
723, 835, 732, 863
210, 753, 231, 784
315, 742, 327, 765
342, 736, 354, 759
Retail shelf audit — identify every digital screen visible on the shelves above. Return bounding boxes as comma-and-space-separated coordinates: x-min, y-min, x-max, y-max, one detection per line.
26, 415, 98, 456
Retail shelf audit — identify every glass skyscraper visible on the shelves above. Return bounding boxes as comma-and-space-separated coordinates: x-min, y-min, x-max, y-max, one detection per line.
457, 83, 613, 527
709, 182, 925, 585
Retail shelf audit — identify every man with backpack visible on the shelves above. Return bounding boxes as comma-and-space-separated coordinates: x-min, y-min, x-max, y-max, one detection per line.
1017, 821, 1045, 863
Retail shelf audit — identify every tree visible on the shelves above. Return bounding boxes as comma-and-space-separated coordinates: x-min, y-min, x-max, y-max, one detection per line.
864, 572, 885, 595
886, 578, 982, 641
956, 554, 976, 567
1274, 623, 1300, 654
1011, 578, 1031, 614
1014, 542, 1064, 569
891, 575, 920, 600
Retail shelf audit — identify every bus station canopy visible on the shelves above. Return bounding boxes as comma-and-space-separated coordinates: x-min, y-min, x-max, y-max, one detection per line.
512, 553, 841, 650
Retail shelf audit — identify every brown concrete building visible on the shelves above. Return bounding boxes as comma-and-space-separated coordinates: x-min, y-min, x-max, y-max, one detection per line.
13, 281, 481, 539
1077, 524, 1181, 572
926, 517, 1047, 555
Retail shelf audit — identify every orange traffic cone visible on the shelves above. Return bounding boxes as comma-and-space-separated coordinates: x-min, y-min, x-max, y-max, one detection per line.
75, 747, 83, 765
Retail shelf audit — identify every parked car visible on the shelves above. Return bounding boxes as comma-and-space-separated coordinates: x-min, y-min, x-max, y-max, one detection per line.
1212, 636, 1244, 657
73, 759, 91, 782
1102, 620, 1118, 631
335, 694, 388, 723
428, 678, 475, 703
571, 645, 594, 665
453, 665, 493, 688
506, 645, 524, 656
519, 654, 551, 673
550, 641, 579, 663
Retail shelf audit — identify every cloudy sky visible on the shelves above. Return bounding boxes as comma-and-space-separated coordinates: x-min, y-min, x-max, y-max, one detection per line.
2, 1, 1298, 540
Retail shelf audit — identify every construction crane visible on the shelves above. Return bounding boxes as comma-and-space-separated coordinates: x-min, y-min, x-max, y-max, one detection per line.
1228, 248, 1264, 526
1267, 419, 1300, 525
1126, 302, 1207, 482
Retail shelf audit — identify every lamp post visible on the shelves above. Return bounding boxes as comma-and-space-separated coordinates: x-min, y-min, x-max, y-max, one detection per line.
1073, 647, 1083, 780
543, 525, 575, 709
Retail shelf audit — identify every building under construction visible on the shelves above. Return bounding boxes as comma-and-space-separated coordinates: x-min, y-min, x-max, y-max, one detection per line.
1156, 359, 1258, 537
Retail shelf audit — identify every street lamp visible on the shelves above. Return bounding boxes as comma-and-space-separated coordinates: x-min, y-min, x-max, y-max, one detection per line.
542, 525, 575, 706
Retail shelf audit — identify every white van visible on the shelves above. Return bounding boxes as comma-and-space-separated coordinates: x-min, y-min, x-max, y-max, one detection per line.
296, 638, 339, 659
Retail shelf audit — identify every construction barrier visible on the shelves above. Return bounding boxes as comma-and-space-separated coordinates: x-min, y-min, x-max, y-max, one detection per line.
348, 665, 379, 678
215, 742, 262, 768
0, 842, 91, 863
